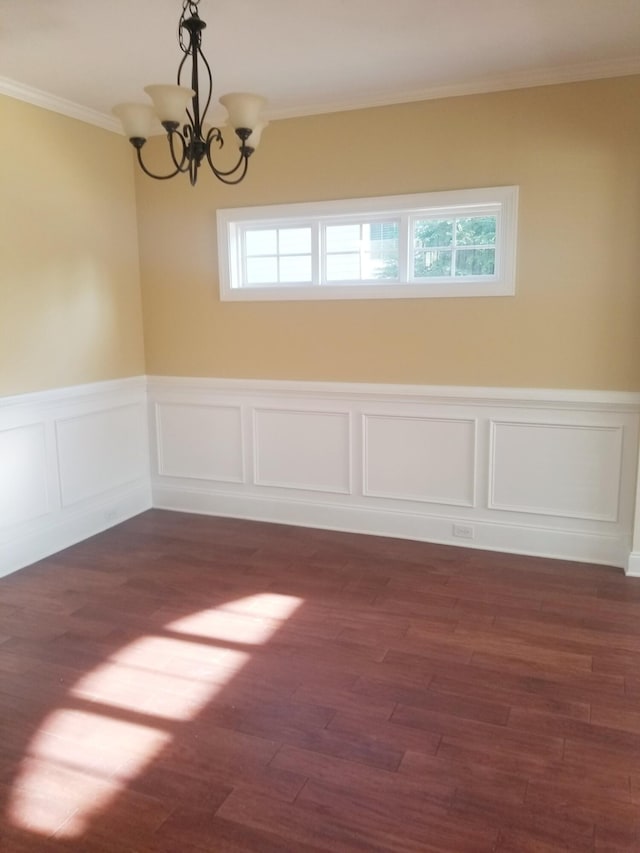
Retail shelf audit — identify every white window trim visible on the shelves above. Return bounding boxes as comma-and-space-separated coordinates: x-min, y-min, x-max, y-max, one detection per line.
217, 186, 518, 302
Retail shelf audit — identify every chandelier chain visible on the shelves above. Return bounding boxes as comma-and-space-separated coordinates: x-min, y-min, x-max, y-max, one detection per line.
178, 0, 201, 53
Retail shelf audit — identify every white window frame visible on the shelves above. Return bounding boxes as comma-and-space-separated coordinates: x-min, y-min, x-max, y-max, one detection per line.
217, 186, 518, 302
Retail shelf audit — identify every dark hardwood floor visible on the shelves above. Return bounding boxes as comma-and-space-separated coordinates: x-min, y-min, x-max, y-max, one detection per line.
1, 510, 640, 852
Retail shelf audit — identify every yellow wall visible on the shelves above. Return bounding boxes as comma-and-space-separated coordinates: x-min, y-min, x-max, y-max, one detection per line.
0, 96, 145, 397
2, 77, 639, 398
136, 76, 640, 390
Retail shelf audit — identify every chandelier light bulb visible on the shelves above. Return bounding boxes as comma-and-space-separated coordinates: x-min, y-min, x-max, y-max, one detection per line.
112, 103, 155, 141
143, 84, 195, 128
219, 93, 267, 131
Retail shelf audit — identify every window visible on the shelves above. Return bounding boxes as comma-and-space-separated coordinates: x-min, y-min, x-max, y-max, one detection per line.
217, 186, 518, 301
244, 226, 313, 286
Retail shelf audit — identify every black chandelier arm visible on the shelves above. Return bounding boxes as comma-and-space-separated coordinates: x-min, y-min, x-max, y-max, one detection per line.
135, 146, 184, 181
205, 147, 251, 185
168, 128, 190, 172
204, 126, 254, 181
193, 43, 213, 132
177, 49, 196, 129
177, 7, 213, 138
204, 126, 224, 152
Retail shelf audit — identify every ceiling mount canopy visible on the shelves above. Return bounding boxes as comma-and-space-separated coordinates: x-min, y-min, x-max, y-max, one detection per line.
113, 0, 267, 186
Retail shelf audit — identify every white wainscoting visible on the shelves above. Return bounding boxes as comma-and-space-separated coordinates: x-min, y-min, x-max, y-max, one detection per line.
0, 377, 151, 578
148, 377, 640, 569
4, 376, 638, 576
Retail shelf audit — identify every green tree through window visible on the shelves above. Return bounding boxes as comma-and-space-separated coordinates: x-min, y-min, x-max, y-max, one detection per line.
414, 215, 496, 278
377, 215, 497, 280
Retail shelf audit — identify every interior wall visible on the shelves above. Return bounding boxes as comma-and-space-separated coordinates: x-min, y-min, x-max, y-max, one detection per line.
136, 75, 640, 391
0, 95, 145, 397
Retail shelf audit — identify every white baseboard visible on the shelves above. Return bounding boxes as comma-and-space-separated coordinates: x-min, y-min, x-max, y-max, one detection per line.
1, 483, 151, 579
626, 552, 640, 577
153, 484, 629, 568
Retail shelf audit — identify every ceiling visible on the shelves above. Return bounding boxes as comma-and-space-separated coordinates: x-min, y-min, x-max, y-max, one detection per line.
1, 0, 639, 131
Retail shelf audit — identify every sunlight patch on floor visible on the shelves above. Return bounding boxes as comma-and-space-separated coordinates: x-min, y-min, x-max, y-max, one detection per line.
167, 592, 303, 644
7, 594, 302, 839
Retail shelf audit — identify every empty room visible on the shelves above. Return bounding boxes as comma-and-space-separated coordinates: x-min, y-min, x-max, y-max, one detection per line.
1, 1, 640, 850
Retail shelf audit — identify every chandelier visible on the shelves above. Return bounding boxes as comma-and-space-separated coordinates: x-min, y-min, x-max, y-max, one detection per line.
112, 0, 266, 186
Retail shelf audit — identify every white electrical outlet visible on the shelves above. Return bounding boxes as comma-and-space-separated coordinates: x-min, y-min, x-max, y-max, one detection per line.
452, 523, 474, 540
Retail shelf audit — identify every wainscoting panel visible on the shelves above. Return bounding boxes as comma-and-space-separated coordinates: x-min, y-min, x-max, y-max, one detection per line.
0, 423, 49, 528
253, 409, 351, 494
156, 403, 244, 483
148, 377, 640, 569
364, 415, 476, 506
57, 404, 148, 507
490, 421, 623, 521
0, 378, 151, 578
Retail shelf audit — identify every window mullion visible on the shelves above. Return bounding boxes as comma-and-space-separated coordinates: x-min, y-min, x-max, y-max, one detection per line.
399, 213, 410, 283
451, 217, 457, 278
240, 227, 249, 288
275, 228, 281, 284
314, 221, 323, 286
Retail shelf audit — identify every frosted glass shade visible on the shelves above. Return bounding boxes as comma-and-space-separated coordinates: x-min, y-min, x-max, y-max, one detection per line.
112, 102, 155, 139
144, 84, 194, 124
245, 121, 268, 150
219, 93, 266, 130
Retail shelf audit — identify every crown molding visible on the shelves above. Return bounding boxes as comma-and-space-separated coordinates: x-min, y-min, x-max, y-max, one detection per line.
1, 55, 639, 130
266, 55, 640, 121
0, 76, 120, 132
